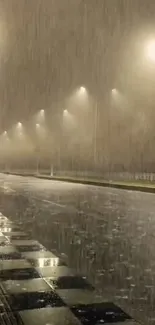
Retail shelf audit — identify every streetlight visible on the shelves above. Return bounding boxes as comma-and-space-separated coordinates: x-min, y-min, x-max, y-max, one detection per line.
79, 86, 86, 94
63, 109, 68, 116
1, 130, 9, 144
146, 40, 155, 62
63, 109, 75, 128
73, 86, 89, 111
112, 88, 117, 95
15, 122, 24, 140
35, 122, 47, 174
17, 122, 22, 131
35, 124, 41, 175
1, 131, 10, 172
77, 86, 87, 98
36, 109, 45, 124
40, 109, 44, 116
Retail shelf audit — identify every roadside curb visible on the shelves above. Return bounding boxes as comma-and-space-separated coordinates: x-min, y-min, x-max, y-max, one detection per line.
3, 171, 155, 194
36, 175, 155, 193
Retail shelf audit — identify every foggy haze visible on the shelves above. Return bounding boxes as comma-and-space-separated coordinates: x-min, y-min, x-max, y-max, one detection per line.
0, 3, 155, 324
0, 1, 155, 171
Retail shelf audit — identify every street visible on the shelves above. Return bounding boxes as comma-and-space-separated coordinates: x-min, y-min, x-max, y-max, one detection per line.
0, 173, 154, 324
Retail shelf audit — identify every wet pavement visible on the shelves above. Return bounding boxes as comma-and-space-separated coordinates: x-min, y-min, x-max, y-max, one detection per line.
0, 203, 137, 324
0, 173, 153, 323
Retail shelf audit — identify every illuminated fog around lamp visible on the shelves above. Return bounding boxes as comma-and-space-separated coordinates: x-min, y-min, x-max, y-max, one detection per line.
146, 40, 155, 62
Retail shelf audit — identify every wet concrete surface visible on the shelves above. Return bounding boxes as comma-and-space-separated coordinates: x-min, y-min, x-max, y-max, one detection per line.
0, 173, 154, 324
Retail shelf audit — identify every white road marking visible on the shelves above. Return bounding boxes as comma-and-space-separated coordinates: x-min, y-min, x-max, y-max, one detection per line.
42, 199, 66, 208
32, 196, 66, 209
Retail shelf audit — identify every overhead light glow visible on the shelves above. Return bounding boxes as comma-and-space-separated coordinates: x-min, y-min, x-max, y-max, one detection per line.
17, 122, 22, 129
79, 86, 86, 94
36, 109, 45, 123
40, 109, 45, 117
146, 40, 155, 62
63, 109, 68, 116
75, 86, 88, 102
112, 88, 117, 94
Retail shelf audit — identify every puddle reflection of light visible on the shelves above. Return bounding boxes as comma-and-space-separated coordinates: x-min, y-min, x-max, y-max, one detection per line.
0, 227, 11, 233
38, 258, 44, 268
38, 258, 59, 268
3, 227, 11, 232
50, 258, 59, 267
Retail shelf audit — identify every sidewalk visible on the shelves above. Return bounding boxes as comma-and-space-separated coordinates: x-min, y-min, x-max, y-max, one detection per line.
35, 174, 155, 194
3, 171, 155, 194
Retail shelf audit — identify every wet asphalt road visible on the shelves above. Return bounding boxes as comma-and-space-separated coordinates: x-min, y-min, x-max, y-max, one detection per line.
0, 173, 154, 324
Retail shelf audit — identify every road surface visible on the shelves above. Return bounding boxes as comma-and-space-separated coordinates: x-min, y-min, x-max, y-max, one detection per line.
0, 173, 154, 324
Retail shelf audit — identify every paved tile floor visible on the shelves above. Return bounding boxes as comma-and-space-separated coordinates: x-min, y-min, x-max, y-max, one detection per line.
0, 213, 140, 324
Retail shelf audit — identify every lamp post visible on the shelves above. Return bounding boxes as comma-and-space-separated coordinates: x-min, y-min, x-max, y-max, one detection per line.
93, 99, 98, 168
34, 146, 40, 175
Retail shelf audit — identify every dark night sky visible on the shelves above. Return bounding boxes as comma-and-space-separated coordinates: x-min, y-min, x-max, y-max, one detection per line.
0, 0, 155, 131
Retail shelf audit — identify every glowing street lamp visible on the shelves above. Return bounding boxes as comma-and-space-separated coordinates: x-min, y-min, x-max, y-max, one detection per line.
1, 131, 10, 146
36, 109, 45, 124
79, 86, 86, 94
63, 109, 68, 116
112, 88, 117, 95
1, 131, 9, 142
146, 40, 155, 62
17, 122, 22, 129
74, 86, 88, 107
40, 109, 44, 115
35, 123, 46, 139
77, 86, 87, 97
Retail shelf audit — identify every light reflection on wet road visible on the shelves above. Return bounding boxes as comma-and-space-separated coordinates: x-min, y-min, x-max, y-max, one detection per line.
0, 174, 154, 324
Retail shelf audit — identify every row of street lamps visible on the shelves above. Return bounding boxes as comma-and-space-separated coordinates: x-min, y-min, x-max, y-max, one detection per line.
1, 86, 89, 138
1, 35, 155, 137
1, 31, 155, 160
0, 84, 140, 158
0, 86, 123, 156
